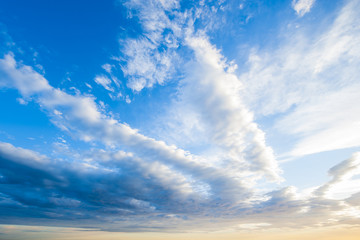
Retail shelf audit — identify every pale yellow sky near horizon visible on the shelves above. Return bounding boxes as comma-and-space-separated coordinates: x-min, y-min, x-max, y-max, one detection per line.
1, 225, 360, 240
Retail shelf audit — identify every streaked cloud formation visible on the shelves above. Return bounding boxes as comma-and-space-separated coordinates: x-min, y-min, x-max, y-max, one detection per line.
0, 0, 360, 237
240, 0, 360, 158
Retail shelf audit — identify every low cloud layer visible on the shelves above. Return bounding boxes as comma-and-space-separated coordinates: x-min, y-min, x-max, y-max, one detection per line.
1, 141, 359, 231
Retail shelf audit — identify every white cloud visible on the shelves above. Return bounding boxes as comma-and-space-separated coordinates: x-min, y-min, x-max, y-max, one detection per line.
94, 75, 114, 92
126, 76, 146, 92
292, 0, 315, 17
0, 53, 254, 206
0, 142, 49, 165
174, 33, 283, 182
125, 95, 131, 104
118, 0, 188, 92
99, 63, 121, 89
279, 85, 360, 156
239, 0, 360, 158
16, 98, 27, 105
117, 0, 283, 182
121, 37, 176, 91
315, 152, 360, 198
124, 0, 181, 43
101, 63, 113, 74
0, 53, 51, 96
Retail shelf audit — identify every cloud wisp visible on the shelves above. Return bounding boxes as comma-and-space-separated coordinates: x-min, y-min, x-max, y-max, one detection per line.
292, 0, 316, 17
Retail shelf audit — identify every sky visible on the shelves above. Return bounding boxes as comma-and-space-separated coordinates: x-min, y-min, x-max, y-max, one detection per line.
0, 0, 360, 239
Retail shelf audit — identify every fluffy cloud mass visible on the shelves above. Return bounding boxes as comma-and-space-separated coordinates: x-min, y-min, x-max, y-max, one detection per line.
292, 0, 315, 16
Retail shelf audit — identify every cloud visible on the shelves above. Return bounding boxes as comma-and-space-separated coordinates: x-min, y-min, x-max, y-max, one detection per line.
0, 141, 231, 220
94, 75, 114, 92
96, 0, 183, 93
120, 36, 177, 92
292, 0, 315, 17
118, 0, 283, 182
0, 50, 308, 230
0, 52, 255, 212
117, 0, 185, 92
0, 139, 267, 231
0, 53, 51, 96
178, 33, 283, 182
279, 86, 360, 156
1, 141, 360, 230
315, 152, 360, 198
112, 0, 240, 94
101, 63, 113, 74
239, 0, 360, 158
0, 142, 190, 221
123, 0, 181, 43
346, 192, 360, 206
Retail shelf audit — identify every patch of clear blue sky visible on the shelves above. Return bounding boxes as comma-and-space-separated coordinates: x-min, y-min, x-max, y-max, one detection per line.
0, 0, 161, 146
281, 147, 360, 189
0, 0, 123, 80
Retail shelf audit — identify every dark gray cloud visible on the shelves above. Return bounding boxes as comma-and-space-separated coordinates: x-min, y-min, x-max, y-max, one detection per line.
0, 141, 252, 229
1, 142, 360, 231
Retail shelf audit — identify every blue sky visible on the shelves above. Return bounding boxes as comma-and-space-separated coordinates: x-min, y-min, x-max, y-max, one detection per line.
0, 0, 360, 236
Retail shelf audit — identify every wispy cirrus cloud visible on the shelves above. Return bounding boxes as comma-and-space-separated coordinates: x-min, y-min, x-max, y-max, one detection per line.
240, 0, 360, 158
115, 0, 185, 92
94, 75, 114, 92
